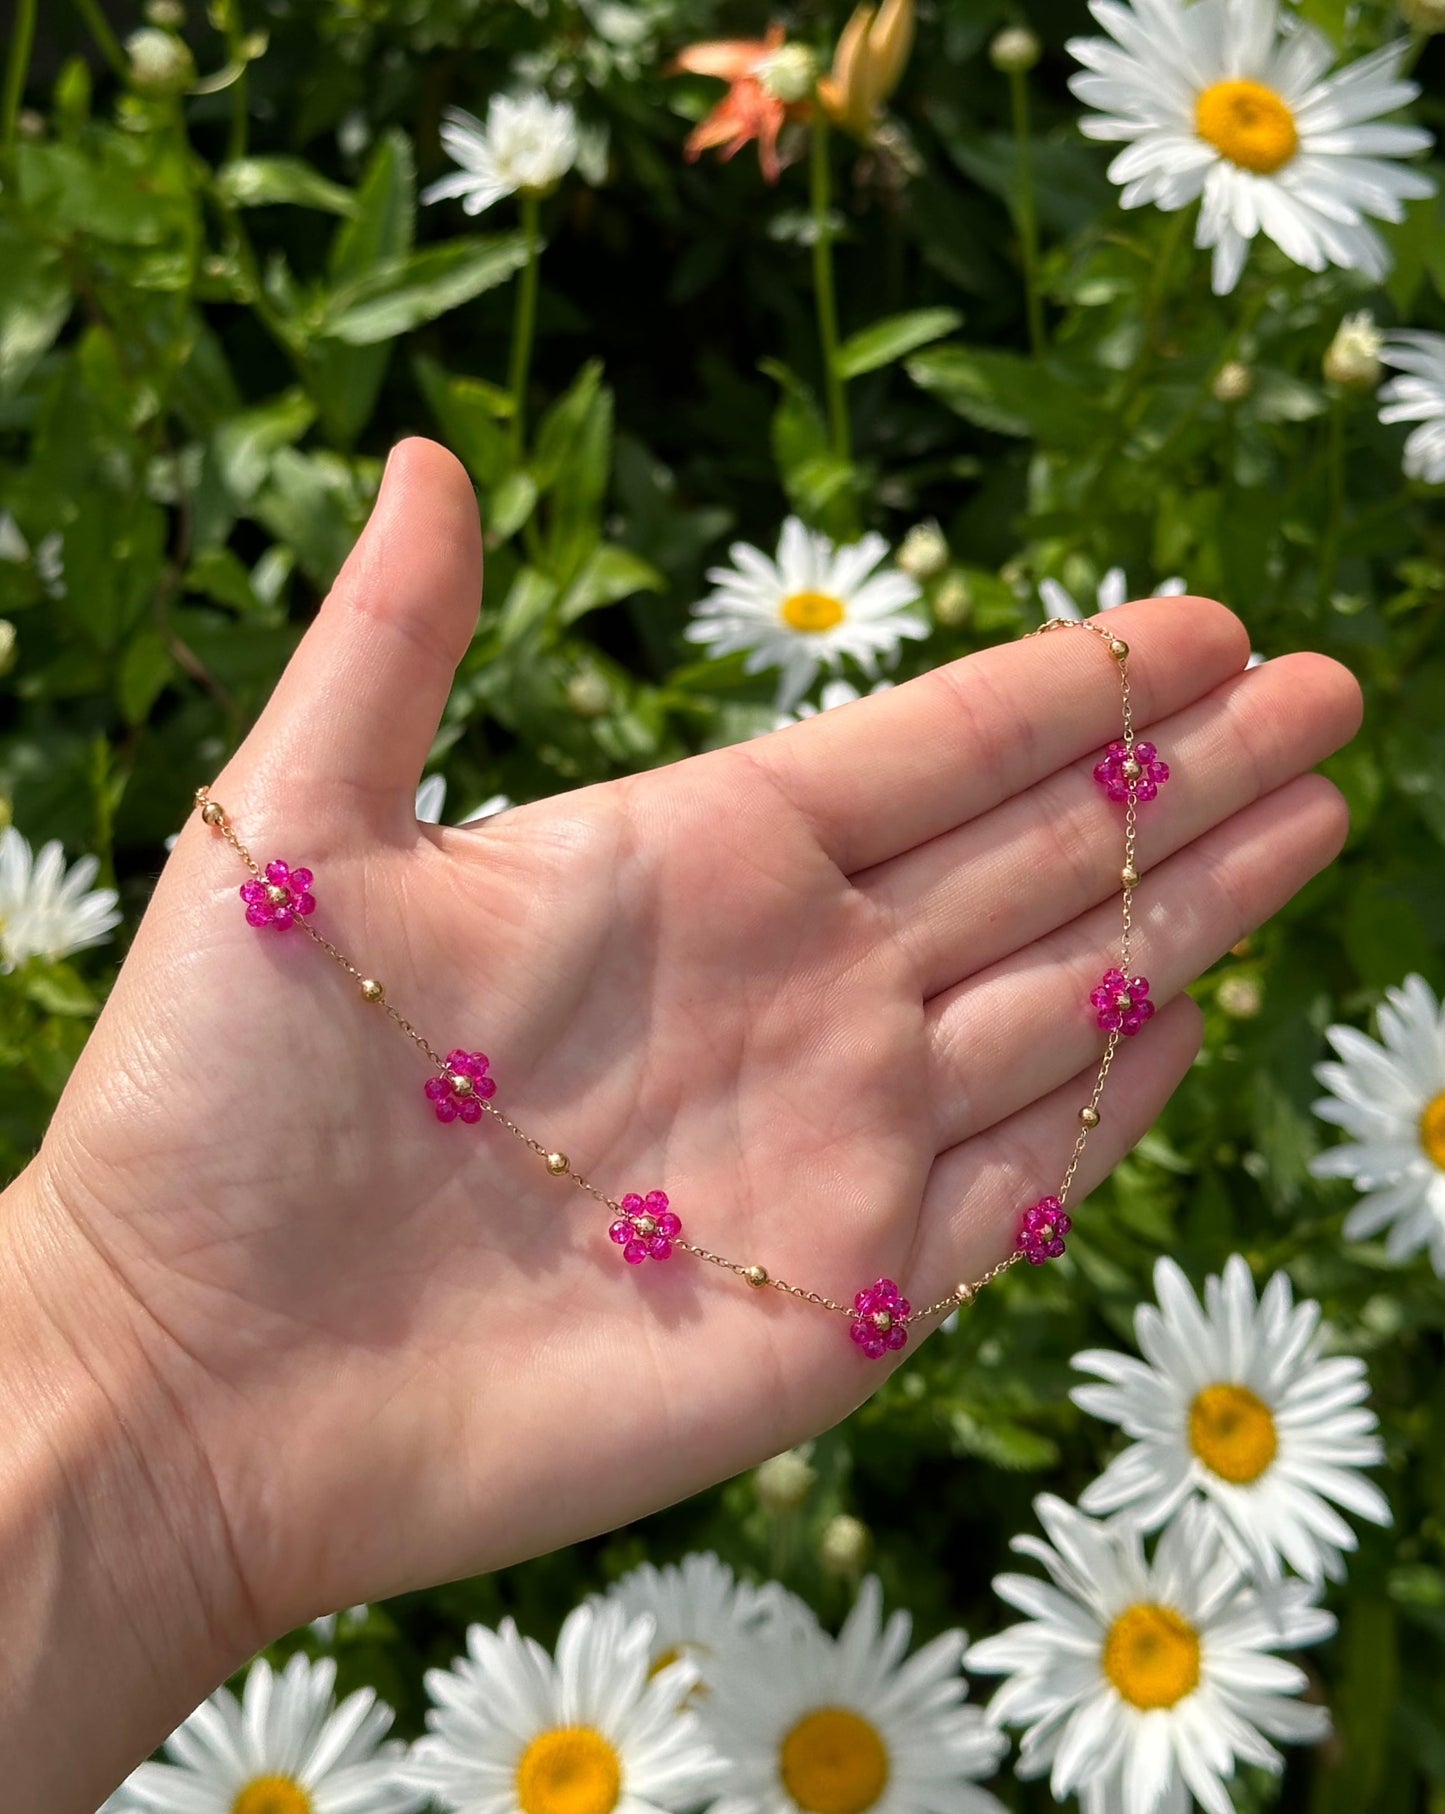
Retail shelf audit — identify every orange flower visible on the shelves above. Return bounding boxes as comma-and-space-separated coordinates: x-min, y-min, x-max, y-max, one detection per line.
817, 0, 915, 141
670, 24, 812, 184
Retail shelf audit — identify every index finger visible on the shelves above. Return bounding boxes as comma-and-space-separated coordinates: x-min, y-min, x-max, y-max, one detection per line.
739, 595, 1253, 874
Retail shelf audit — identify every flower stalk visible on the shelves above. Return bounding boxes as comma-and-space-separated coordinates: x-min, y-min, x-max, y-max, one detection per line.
810, 117, 850, 463
508, 192, 543, 459
1009, 66, 1046, 354
2, 0, 37, 154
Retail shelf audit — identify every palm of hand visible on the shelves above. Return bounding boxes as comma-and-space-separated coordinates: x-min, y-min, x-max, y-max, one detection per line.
27, 441, 1359, 1645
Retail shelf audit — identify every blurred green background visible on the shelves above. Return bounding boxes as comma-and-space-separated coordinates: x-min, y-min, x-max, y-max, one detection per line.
2, 1, 1444, 1807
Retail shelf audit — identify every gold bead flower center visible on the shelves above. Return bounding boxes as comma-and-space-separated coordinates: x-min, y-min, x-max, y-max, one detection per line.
232, 1779, 314, 1814
1195, 79, 1299, 173
780, 589, 847, 633
1102, 1603, 1202, 1710
780, 1707, 890, 1814
1421, 1090, 1445, 1170
1189, 1381, 1278, 1483
516, 1726, 622, 1814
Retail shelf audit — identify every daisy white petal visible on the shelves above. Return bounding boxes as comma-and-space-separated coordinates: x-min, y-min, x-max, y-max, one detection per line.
0, 824, 121, 971
424, 95, 579, 216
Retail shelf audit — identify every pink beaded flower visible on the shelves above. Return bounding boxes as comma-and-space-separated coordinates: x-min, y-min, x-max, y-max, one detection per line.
1094, 739, 1169, 803
240, 860, 315, 930
1017, 1198, 1072, 1265
850, 1277, 910, 1360
424, 1049, 496, 1124
1090, 968, 1155, 1036
609, 1190, 682, 1263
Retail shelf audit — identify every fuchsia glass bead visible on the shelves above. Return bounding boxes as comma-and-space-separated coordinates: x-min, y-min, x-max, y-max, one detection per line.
849, 1277, 910, 1360
240, 859, 316, 930
610, 1189, 681, 1262
1090, 967, 1155, 1036
1017, 1198, 1072, 1265
424, 1049, 496, 1124
1093, 739, 1170, 804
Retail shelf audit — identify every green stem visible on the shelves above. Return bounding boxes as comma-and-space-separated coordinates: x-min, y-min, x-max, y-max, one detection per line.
2, 0, 38, 153
1317, 397, 1346, 610
71, 0, 128, 77
1009, 68, 1045, 356
228, 67, 249, 163
810, 117, 850, 463
508, 191, 542, 460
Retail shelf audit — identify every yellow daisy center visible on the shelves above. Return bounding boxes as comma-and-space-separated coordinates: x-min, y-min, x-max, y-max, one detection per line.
1421, 1090, 1445, 1170
232, 1780, 313, 1814
1102, 1604, 1202, 1710
1195, 79, 1299, 173
780, 1707, 890, 1814
780, 590, 847, 633
1189, 1381, 1278, 1483
516, 1727, 622, 1814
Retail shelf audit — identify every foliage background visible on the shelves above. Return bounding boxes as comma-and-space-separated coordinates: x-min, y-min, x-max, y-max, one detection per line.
3, 0, 1445, 1807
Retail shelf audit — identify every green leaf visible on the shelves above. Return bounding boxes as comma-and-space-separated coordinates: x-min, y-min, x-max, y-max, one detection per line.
212, 390, 317, 504
835, 308, 963, 381
907, 345, 1098, 443
321, 235, 529, 345
488, 470, 538, 541
414, 353, 511, 490
558, 545, 664, 624
0, 227, 71, 396
22, 962, 98, 1017
307, 133, 416, 446
215, 157, 357, 216
533, 361, 606, 492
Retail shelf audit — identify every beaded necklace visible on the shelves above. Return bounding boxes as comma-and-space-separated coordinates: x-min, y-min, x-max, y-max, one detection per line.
195, 617, 1167, 1360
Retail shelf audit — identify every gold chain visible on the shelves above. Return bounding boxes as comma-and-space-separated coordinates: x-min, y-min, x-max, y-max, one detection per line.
193, 620, 1146, 1340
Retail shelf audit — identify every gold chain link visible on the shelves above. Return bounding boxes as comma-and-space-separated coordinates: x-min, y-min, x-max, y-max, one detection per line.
193, 628, 1144, 1341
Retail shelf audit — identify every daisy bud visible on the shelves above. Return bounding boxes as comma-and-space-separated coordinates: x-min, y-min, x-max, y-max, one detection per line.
566, 670, 612, 718
16, 108, 44, 141
820, 1513, 872, 1576
932, 572, 972, 626
1400, 0, 1445, 30
0, 621, 15, 677
1211, 360, 1253, 404
754, 1447, 817, 1513
125, 26, 196, 94
757, 42, 818, 103
990, 25, 1042, 74
144, 0, 186, 23
1323, 310, 1384, 392
1217, 973, 1263, 1019
898, 521, 949, 580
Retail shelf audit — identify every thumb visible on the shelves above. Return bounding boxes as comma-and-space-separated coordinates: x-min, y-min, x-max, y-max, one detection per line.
236, 438, 483, 819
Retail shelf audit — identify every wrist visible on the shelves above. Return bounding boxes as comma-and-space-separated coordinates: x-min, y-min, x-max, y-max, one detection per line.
0, 1160, 260, 1810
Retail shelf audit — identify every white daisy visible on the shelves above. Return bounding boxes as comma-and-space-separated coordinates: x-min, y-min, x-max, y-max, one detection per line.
703, 1574, 1007, 1814
1067, 0, 1435, 294
118, 1652, 421, 1814
965, 1496, 1334, 1814
1312, 972, 1445, 1273
1039, 567, 1186, 622
1379, 330, 1445, 483
685, 519, 926, 713
0, 824, 121, 971
415, 775, 513, 826
422, 94, 580, 215
1071, 1254, 1390, 1582
772, 678, 893, 731
404, 1599, 722, 1814
600, 1553, 802, 1692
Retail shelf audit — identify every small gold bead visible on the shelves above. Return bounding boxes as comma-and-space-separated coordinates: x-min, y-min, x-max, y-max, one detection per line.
744, 1264, 769, 1288
448, 1071, 473, 1095
360, 978, 384, 1002
872, 1309, 893, 1333
1110, 638, 1129, 659
266, 883, 288, 905
545, 1151, 570, 1175
1122, 758, 1142, 781
954, 1282, 976, 1306
635, 1214, 658, 1237
1079, 1105, 1101, 1128
200, 800, 225, 826
1121, 865, 1140, 889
